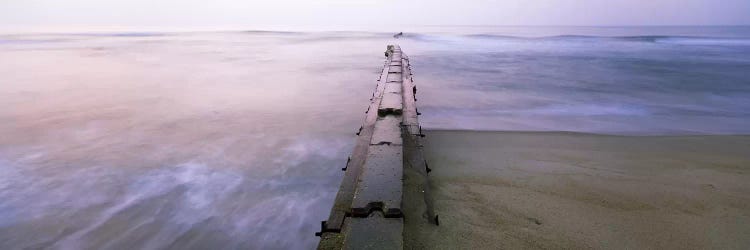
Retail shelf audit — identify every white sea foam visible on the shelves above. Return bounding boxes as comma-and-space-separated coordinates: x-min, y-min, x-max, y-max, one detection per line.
656, 37, 750, 46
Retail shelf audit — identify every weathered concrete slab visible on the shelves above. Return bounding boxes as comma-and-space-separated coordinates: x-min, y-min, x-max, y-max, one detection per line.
385, 83, 402, 94
343, 213, 403, 250
400, 59, 420, 136
351, 144, 403, 217
386, 73, 402, 83
371, 115, 403, 146
378, 92, 403, 116
404, 124, 420, 136
398, 46, 438, 231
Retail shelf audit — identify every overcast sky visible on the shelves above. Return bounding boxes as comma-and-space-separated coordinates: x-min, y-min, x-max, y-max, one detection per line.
2, 0, 749, 31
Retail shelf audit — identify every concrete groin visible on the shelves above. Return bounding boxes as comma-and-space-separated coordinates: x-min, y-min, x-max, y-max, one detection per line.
316, 45, 436, 249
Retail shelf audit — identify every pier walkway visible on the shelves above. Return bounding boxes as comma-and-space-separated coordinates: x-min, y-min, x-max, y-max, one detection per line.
316, 45, 436, 249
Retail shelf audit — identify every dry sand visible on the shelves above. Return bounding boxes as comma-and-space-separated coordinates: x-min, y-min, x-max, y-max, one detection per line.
405, 130, 750, 249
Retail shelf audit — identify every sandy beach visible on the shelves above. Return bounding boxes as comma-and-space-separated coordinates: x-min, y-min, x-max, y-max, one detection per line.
405, 130, 750, 249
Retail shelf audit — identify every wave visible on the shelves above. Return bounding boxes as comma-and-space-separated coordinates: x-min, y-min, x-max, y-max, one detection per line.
243, 30, 304, 35
464, 34, 523, 40
392, 32, 750, 47
399, 33, 446, 42
464, 33, 750, 46
64, 32, 167, 37
0, 38, 68, 44
652, 37, 750, 46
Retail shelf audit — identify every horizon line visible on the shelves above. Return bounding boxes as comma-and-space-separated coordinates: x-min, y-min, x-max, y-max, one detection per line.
2, 24, 750, 35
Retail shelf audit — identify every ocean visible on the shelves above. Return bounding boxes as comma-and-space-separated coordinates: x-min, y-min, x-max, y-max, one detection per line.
1, 26, 749, 249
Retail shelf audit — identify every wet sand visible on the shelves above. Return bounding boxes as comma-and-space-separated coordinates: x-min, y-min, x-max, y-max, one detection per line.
405, 130, 750, 249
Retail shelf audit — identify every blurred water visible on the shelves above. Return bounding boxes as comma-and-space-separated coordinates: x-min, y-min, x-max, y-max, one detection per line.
1, 27, 750, 249
0, 32, 386, 249
397, 28, 750, 134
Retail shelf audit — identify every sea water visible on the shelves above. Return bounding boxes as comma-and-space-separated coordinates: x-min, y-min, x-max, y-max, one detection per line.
1, 26, 749, 249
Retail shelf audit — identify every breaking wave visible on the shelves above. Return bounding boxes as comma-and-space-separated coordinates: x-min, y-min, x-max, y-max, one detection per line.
462, 33, 750, 46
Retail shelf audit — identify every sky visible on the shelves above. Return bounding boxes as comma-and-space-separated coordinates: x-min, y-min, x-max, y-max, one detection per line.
1, 0, 750, 32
